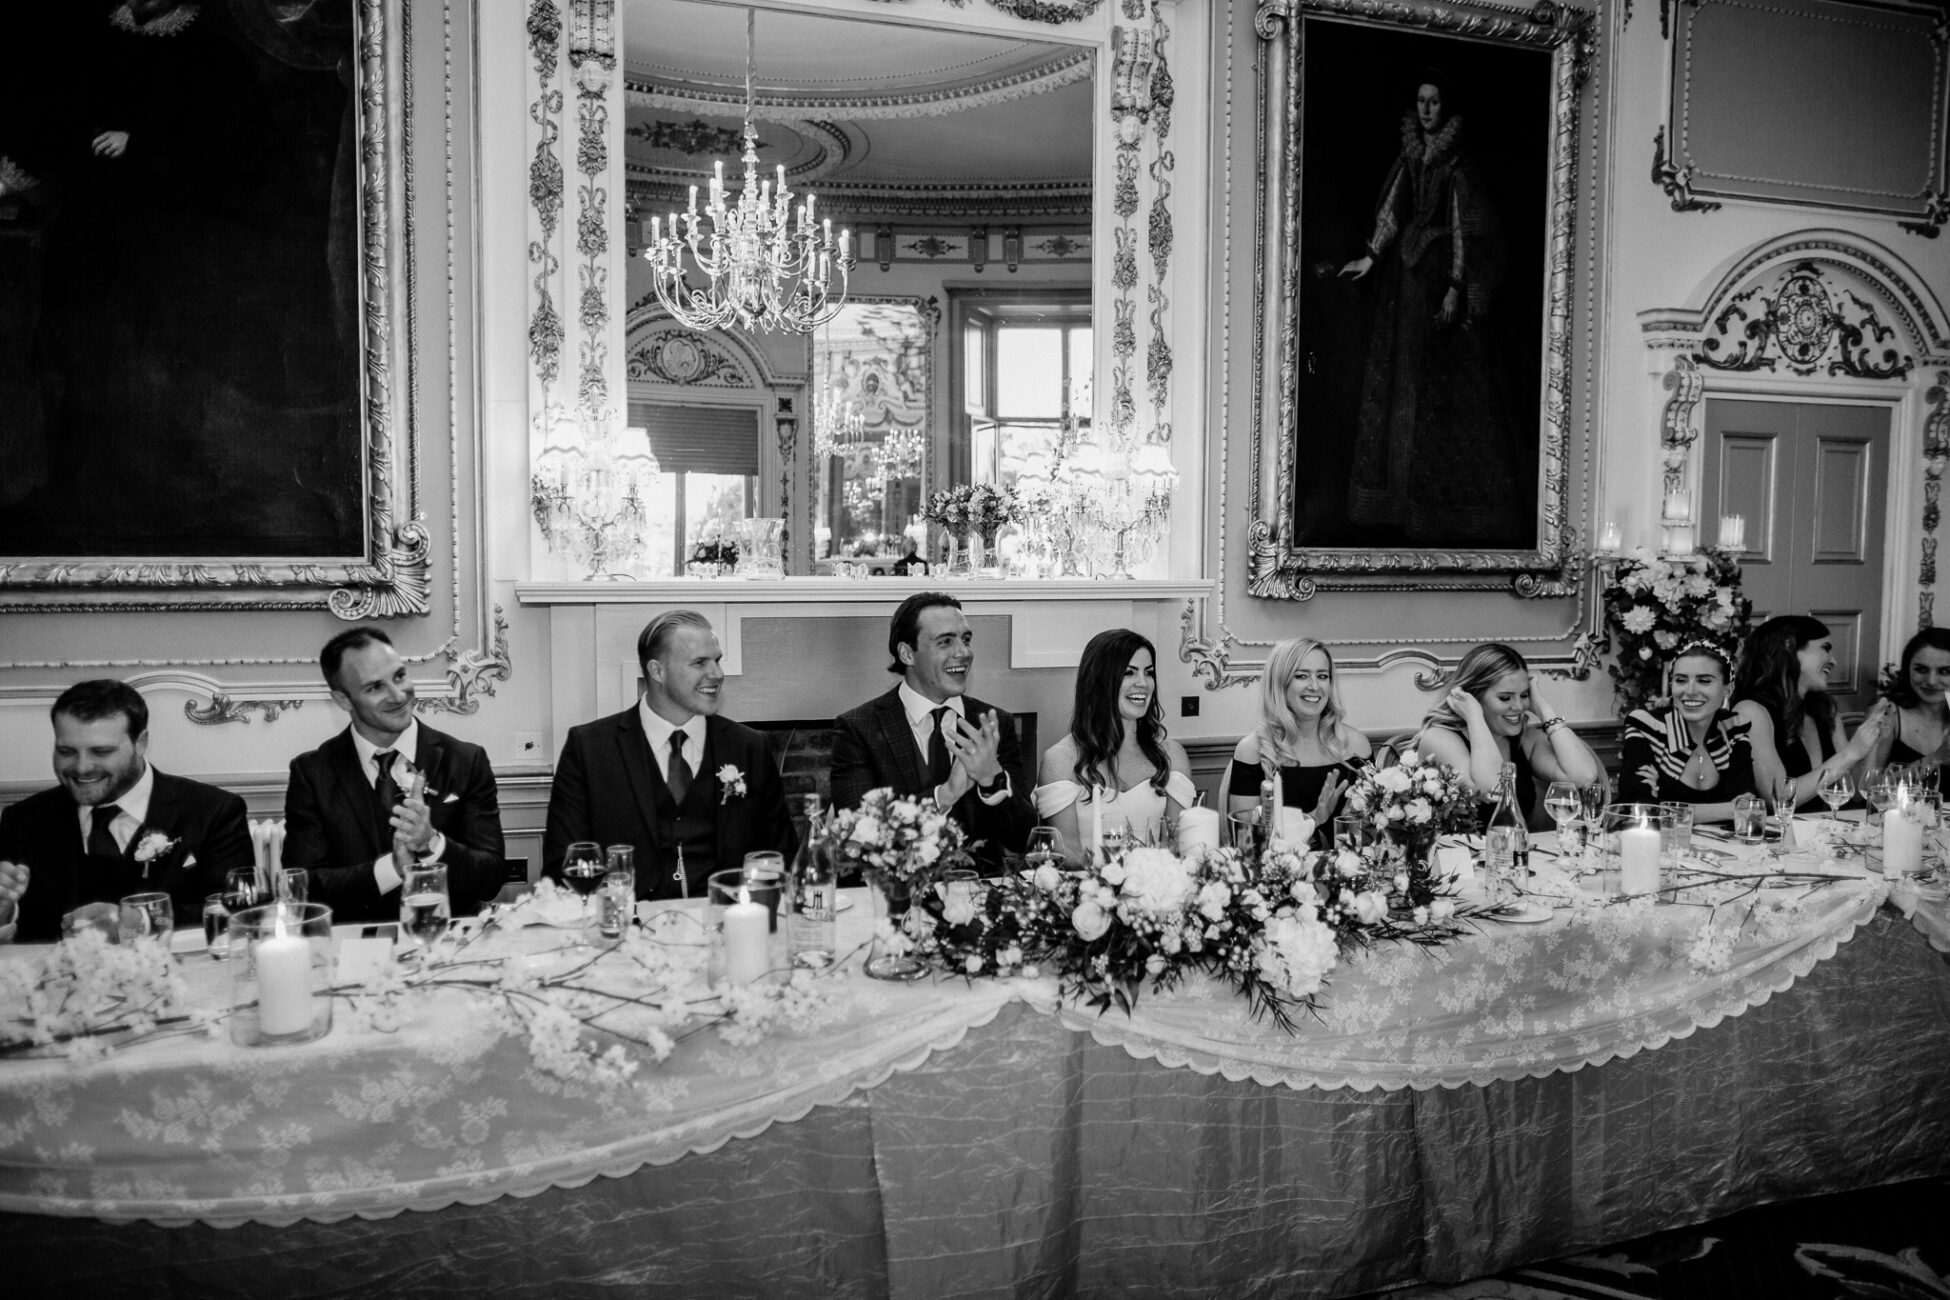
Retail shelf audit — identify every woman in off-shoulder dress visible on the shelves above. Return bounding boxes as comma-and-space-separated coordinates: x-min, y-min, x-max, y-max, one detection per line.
1036, 630, 1194, 863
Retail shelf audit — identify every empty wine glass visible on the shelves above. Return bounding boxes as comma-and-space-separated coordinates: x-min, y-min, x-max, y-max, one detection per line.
1544, 780, 1580, 851
1817, 771, 1853, 823
1024, 827, 1066, 873
1578, 778, 1609, 849
561, 841, 605, 945
1769, 776, 1798, 850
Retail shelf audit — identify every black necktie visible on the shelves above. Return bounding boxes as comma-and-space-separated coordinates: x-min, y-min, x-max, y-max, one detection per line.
88, 804, 122, 858
927, 707, 952, 787
667, 732, 693, 805
373, 750, 400, 836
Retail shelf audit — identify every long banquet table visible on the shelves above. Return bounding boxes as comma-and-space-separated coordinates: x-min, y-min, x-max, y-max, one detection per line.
5, 832, 1950, 1298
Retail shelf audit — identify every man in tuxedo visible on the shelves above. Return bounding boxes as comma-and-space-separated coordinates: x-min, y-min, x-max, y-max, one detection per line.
543, 610, 795, 900
283, 628, 506, 924
831, 591, 1034, 875
0, 679, 253, 943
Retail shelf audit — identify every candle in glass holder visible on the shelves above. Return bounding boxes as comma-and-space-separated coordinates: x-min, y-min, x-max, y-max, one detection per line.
1176, 806, 1221, 853
1619, 824, 1662, 895
723, 887, 769, 985
1666, 523, 1696, 555
1717, 514, 1746, 550
1598, 521, 1622, 552
1662, 490, 1691, 523
1884, 791, 1925, 876
255, 918, 314, 1037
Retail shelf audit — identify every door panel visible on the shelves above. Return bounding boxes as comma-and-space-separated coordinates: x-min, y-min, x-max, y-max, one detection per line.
1700, 398, 1889, 724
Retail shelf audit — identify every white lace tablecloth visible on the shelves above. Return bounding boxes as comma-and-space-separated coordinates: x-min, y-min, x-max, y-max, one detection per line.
0, 839, 1900, 1228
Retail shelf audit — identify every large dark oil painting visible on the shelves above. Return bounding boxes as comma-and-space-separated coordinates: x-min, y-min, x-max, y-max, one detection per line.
0, 0, 362, 562
1292, 18, 1551, 554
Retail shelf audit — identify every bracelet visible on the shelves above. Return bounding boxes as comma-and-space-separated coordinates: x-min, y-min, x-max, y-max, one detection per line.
1541, 716, 1568, 734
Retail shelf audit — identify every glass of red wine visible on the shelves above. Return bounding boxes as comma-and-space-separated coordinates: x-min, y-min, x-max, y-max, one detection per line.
561, 841, 605, 946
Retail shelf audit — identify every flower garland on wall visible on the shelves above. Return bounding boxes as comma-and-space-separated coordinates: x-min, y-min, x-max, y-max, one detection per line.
1600, 548, 1752, 714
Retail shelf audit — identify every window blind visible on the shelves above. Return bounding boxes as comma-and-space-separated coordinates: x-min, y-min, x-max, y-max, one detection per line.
630, 403, 761, 476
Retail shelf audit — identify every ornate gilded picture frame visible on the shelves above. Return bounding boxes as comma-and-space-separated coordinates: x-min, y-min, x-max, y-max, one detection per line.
0, 0, 422, 617
1249, 0, 1591, 599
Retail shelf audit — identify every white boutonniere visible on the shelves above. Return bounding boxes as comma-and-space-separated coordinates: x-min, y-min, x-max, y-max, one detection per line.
718, 765, 747, 804
132, 831, 182, 876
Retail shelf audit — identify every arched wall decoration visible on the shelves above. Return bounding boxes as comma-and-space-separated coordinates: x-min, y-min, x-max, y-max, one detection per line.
1639, 229, 1950, 636
626, 328, 753, 387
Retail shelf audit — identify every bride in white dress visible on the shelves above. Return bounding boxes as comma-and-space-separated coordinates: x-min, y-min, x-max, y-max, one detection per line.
1035, 630, 1196, 862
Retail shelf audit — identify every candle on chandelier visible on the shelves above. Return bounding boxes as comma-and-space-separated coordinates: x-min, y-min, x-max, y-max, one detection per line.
1662, 489, 1691, 523
1717, 514, 1746, 550
688, 184, 698, 214
841, 229, 851, 259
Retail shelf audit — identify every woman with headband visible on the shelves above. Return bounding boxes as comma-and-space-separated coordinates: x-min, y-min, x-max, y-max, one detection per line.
1731, 614, 1889, 809
1615, 640, 1756, 821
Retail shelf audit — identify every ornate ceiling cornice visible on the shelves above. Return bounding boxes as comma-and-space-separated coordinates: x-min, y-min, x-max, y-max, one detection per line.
627, 173, 1091, 221
623, 47, 1091, 121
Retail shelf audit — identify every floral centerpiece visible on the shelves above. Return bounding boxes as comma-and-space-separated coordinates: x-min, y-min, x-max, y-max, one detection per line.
1339, 751, 1475, 878
0, 928, 203, 1061
922, 483, 1020, 575
1600, 548, 1751, 713
826, 787, 974, 978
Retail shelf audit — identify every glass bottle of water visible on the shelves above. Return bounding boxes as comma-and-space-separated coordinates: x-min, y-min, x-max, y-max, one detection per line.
1258, 773, 1279, 858
788, 794, 837, 968
1485, 760, 1528, 902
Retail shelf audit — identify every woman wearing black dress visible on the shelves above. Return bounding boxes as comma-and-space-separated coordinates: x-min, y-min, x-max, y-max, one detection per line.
1731, 615, 1886, 809
1228, 638, 1371, 841
1616, 641, 1757, 822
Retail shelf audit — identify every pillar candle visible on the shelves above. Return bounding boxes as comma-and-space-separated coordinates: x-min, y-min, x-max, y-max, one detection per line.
1884, 803, 1925, 876
724, 888, 770, 985
1619, 825, 1662, 895
255, 919, 314, 1037
1276, 808, 1313, 845
1176, 807, 1221, 853
1598, 521, 1622, 552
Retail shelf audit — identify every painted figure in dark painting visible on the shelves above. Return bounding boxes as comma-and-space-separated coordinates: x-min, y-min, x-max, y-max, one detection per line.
0, 0, 360, 558
1337, 70, 1522, 546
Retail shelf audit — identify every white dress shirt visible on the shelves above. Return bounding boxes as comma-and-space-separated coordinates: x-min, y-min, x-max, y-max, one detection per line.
351, 720, 445, 896
896, 681, 1010, 808
74, 761, 155, 854
639, 698, 707, 792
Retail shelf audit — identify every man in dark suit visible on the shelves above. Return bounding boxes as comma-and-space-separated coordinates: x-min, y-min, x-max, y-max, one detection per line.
831, 591, 1034, 875
283, 628, 506, 924
0, 679, 253, 943
543, 610, 795, 900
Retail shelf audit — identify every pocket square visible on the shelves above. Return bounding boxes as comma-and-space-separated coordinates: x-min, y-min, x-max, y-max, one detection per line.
442, 793, 460, 804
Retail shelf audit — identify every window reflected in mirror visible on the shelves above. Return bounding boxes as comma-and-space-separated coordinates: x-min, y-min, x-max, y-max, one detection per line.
630, 401, 761, 576
955, 289, 1091, 494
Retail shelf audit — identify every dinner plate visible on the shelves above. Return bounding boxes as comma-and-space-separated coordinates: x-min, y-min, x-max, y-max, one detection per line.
1486, 900, 1553, 925
836, 893, 856, 912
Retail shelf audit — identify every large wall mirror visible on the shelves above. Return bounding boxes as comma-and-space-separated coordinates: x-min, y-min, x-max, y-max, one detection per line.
621, 0, 1094, 576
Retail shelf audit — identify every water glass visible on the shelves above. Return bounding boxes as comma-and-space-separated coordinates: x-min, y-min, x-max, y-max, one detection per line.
1659, 802, 1695, 857
400, 863, 451, 962
1732, 794, 1766, 842
600, 844, 636, 941
277, 868, 309, 905
202, 892, 232, 960
1334, 813, 1370, 851
1228, 810, 1261, 859
118, 891, 173, 945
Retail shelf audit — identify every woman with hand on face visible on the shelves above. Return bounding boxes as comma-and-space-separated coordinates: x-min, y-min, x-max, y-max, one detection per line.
1867, 628, 1950, 777
1227, 638, 1371, 845
1036, 630, 1194, 864
1731, 615, 1888, 809
1615, 641, 1757, 821
1413, 642, 1602, 828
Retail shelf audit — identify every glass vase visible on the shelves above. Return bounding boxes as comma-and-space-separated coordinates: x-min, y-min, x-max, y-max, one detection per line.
865, 878, 927, 980
972, 527, 1004, 579
945, 531, 976, 579
229, 902, 335, 1046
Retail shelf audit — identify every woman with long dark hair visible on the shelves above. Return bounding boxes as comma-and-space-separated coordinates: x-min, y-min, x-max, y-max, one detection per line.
1036, 629, 1193, 863
1868, 627, 1950, 774
1226, 638, 1370, 841
1731, 615, 1887, 808
1413, 642, 1601, 828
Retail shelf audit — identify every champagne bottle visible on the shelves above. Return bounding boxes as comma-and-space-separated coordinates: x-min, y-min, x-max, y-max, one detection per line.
1485, 760, 1528, 900
787, 793, 837, 968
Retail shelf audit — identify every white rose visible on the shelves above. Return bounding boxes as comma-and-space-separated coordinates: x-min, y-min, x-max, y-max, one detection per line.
1431, 898, 1456, 922
1376, 767, 1412, 794
1393, 873, 1409, 894
1145, 954, 1168, 976
939, 890, 978, 927
1197, 881, 1231, 921
1405, 798, 1432, 824
849, 816, 883, 844
1033, 863, 1063, 892
1353, 891, 1389, 925
1072, 901, 1112, 941
964, 954, 985, 974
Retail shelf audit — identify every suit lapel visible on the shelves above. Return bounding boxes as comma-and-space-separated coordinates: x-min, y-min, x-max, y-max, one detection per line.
878, 689, 929, 793
324, 730, 387, 857
613, 712, 665, 851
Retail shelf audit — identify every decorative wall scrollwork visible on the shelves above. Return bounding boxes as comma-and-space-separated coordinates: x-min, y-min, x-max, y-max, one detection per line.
1650, 125, 1720, 214
1698, 262, 1912, 380
420, 604, 515, 716
1924, 375, 1949, 628
184, 696, 306, 727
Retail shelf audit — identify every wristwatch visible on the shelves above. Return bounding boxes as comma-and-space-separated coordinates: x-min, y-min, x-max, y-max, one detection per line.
975, 771, 1008, 797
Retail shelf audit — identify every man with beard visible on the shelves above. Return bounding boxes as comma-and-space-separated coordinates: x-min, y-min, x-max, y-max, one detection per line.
831, 592, 1034, 875
0, 679, 252, 942
283, 628, 507, 924
544, 610, 795, 901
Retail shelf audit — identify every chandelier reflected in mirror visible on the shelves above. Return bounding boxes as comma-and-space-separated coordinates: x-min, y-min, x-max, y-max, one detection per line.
813, 381, 868, 459
643, 10, 854, 334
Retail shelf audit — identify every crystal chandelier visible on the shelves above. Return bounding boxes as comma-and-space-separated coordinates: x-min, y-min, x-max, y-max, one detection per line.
813, 381, 868, 459
644, 10, 853, 334
531, 412, 662, 579
877, 427, 925, 478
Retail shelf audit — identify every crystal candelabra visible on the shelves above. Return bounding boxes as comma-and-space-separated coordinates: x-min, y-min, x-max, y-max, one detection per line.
1015, 433, 1176, 579
531, 415, 661, 578
643, 11, 852, 334
877, 427, 925, 479
814, 381, 867, 459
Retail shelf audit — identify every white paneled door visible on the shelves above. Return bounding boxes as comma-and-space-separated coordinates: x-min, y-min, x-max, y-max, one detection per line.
1700, 398, 1890, 723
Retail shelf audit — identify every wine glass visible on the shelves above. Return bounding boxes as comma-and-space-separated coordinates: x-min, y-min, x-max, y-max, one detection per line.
561, 841, 605, 944
223, 866, 264, 913
1578, 778, 1610, 850
1544, 780, 1580, 851
1024, 827, 1065, 873
1817, 771, 1854, 826
400, 863, 450, 963
1769, 776, 1798, 851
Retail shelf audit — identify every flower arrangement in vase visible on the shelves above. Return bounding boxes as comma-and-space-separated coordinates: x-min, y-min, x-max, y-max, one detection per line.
1600, 548, 1751, 714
